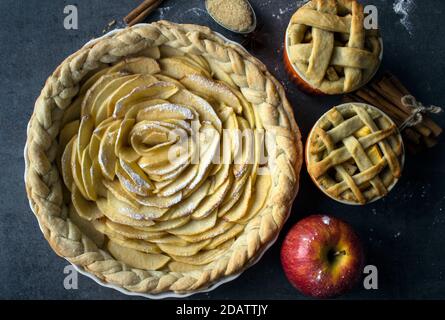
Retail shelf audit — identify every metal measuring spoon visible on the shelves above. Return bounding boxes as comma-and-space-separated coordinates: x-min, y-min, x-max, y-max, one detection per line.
205, 0, 257, 34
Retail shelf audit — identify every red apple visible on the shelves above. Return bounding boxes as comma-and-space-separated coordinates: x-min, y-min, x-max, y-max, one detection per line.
281, 215, 364, 298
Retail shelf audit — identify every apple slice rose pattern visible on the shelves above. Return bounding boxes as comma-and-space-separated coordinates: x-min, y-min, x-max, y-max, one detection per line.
58, 56, 272, 273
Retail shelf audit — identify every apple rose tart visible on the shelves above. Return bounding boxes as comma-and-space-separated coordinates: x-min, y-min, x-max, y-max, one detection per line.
25, 21, 302, 295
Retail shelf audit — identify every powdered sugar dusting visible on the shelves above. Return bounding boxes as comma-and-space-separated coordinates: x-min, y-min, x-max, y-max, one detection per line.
157, 6, 173, 20
393, 0, 416, 35
322, 216, 331, 225
271, 1, 303, 20
179, 8, 207, 18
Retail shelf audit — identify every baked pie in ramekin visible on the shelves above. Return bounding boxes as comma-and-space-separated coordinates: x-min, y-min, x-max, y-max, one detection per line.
25, 21, 302, 295
306, 103, 404, 205
284, 0, 382, 95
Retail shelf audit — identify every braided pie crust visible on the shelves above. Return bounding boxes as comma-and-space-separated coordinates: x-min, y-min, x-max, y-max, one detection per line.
25, 21, 302, 294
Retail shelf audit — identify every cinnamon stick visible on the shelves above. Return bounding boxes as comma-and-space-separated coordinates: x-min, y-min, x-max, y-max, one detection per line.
376, 74, 442, 137
344, 72, 442, 153
124, 0, 163, 27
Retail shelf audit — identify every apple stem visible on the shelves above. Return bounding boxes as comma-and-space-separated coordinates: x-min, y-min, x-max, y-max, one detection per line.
333, 250, 346, 257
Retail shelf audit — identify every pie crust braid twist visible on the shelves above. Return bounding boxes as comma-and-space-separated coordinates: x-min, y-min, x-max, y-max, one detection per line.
25, 21, 302, 293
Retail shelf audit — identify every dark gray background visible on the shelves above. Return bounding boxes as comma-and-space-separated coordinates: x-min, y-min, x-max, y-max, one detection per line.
1, 0, 444, 299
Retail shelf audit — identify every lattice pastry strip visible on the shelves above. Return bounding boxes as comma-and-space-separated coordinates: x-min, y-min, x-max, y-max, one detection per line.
308, 103, 404, 204
287, 0, 381, 94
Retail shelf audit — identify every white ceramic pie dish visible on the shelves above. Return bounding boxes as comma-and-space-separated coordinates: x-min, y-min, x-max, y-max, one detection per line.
305, 102, 405, 206
284, 1, 384, 95
24, 24, 292, 299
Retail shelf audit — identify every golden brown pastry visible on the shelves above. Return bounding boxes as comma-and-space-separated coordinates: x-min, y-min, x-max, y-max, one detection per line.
286, 0, 381, 95
307, 103, 404, 205
25, 21, 302, 295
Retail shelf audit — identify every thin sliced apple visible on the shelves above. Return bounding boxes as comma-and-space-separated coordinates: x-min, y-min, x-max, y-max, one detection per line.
169, 89, 222, 132
107, 57, 161, 75
96, 195, 158, 226
180, 74, 243, 114
173, 55, 212, 78
168, 261, 204, 273
136, 103, 195, 122
71, 136, 88, 199
93, 117, 118, 138
168, 210, 218, 236
81, 73, 125, 117
107, 193, 167, 221
102, 180, 139, 209
59, 120, 80, 149
205, 57, 236, 88
148, 163, 189, 183
106, 221, 166, 240
80, 148, 97, 200
222, 177, 252, 222
98, 125, 118, 180
138, 215, 190, 232
137, 144, 189, 176
160, 180, 211, 220
113, 81, 179, 118
191, 175, 232, 219
71, 185, 103, 221
124, 98, 168, 120
68, 204, 104, 247
156, 164, 198, 197
206, 224, 244, 250
233, 88, 256, 128
116, 160, 150, 197
238, 173, 271, 224
109, 236, 162, 254
210, 163, 230, 194
119, 147, 140, 163
90, 74, 139, 125
101, 75, 157, 119
158, 239, 211, 257
107, 240, 170, 270
119, 157, 153, 192
186, 54, 211, 72
115, 117, 133, 152
159, 57, 206, 79
88, 132, 101, 161
61, 136, 76, 191
154, 74, 185, 88
149, 235, 188, 246
187, 124, 220, 191
178, 220, 234, 243
133, 190, 182, 209
170, 239, 232, 265
91, 158, 107, 197
61, 96, 82, 127
79, 66, 111, 96
233, 116, 253, 179
76, 115, 94, 163
218, 172, 249, 216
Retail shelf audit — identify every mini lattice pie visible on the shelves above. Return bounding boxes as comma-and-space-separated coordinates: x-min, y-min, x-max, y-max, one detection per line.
307, 103, 404, 205
25, 21, 302, 294
286, 0, 381, 94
